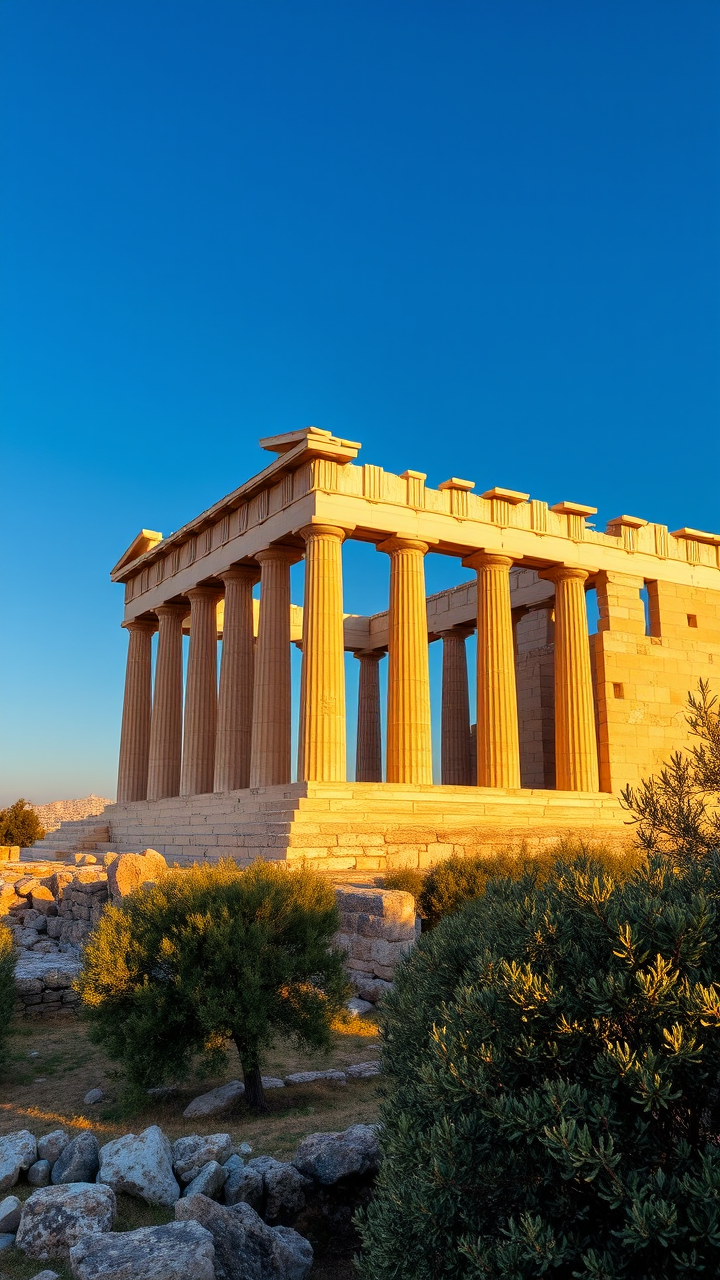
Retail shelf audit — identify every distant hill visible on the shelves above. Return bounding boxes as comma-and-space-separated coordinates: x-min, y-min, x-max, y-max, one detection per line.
30, 794, 114, 833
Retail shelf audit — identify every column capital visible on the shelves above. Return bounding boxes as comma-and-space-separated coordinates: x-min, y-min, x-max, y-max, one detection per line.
538, 564, 593, 585
122, 617, 157, 634
255, 545, 302, 566
462, 550, 514, 571
186, 584, 223, 603
219, 565, 260, 586
377, 536, 429, 556
353, 648, 386, 662
155, 603, 189, 620
439, 625, 475, 641
297, 523, 347, 545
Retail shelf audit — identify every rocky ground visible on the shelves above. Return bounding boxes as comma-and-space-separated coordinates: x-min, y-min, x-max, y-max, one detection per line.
0, 1013, 381, 1279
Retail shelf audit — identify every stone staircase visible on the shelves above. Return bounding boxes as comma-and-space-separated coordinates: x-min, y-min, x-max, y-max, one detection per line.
27, 783, 629, 872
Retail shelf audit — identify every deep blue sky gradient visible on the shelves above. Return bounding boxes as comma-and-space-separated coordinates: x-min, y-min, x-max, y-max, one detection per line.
1, 0, 718, 803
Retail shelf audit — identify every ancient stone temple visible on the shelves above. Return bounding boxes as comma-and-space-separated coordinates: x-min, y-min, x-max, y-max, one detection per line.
43, 428, 720, 869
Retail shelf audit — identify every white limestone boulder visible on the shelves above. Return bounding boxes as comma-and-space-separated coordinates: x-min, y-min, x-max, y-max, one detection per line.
293, 1123, 381, 1184
0, 1130, 37, 1191
172, 1133, 233, 1178
69, 1220, 215, 1280
176, 1193, 313, 1280
345, 1060, 381, 1079
98, 1125, 179, 1207
15, 1183, 116, 1259
182, 1079, 244, 1119
28, 1160, 51, 1187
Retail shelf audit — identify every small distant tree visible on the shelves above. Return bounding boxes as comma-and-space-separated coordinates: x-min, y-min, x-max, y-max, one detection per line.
621, 680, 720, 860
77, 859, 349, 1111
0, 799, 45, 848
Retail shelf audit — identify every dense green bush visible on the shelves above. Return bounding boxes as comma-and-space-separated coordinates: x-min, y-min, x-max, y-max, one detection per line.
77, 859, 348, 1111
0, 924, 16, 1066
358, 855, 720, 1279
0, 798, 44, 847
383, 840, 634, 928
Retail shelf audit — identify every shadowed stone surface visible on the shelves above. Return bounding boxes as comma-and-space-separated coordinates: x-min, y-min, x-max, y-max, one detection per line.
28, 1160, 51, 1187
293, 1124, 381, 1184
182, 1160, 227, 1200
51, 1131, 99, 1185
0, 1195, 21, 1232
246, 1157, 312, 1222
176, 1193, 313, 1280
223, 1163, 263, 1209
15, 1183, 116, 1259
183, 1080, 244, 1119
69, 1220, 215, 1280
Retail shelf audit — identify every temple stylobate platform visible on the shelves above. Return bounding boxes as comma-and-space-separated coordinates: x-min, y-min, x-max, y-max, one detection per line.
68, 426, 720, 870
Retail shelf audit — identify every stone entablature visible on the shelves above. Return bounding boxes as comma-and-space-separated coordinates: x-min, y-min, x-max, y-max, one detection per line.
106, 429, 720, 850
113, 429, 720, 618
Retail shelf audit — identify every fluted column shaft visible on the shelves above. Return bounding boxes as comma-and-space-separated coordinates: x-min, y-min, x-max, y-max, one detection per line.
355, 652, 384, 781
117, 619, 156, 803
215, 567, 257, 792
378, 537, 432, 784
180, 587, 221, 796
250, 548, 296, 787
441, 628, 473, 785
298, 525, 347, 782
543, 566, 599, 791
147, 605, 187, 800
465, 552, 520, 788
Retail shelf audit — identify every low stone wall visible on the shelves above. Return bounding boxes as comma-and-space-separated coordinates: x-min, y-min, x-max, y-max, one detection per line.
335, 885, 417, 1003
3, 855, 417, 1014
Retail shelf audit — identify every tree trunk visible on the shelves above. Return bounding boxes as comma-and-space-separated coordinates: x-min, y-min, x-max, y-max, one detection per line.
234, 1041, 268, 1112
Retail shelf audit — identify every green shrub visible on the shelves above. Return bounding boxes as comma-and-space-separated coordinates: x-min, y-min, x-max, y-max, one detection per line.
77, 859, 349, 1111
0, 798, 45, 847
358, 854, 720, 1279
0, 924, 15, 1065
381, 868, 427, 912
416, 839, 634, 928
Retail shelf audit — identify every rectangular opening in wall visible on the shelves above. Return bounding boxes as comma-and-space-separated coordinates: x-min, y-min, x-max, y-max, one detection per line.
644, 580, 661, 637
613, 682, 624, 699
585, 586, 598, 634
687, 614, 698, 628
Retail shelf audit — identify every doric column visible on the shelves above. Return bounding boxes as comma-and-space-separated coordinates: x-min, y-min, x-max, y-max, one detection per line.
441, 627, 473, 785
540, 566, 599, 792
355, 651, 384, 781
377, 537, 432, 784
117, 619, 156, 803
250, 547, 296, 787
147, 604, 187, 800
214, 567, 258, 793
180, 586, 221, 797
298, 525, 347, 782
464, 552, 520, 788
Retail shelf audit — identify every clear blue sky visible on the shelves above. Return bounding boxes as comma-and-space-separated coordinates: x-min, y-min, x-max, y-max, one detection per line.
1, 0, 718, 805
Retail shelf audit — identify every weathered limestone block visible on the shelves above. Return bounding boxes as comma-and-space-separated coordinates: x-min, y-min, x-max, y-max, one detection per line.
292, 1124, 380, 1184
98, 1126, 179, 1207
15, 1183, 116, 1259
107, 850, 167, 903
0, 1131, 37, 1191
69, 1220, 215, 1280
175, 1194, 313, 1280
